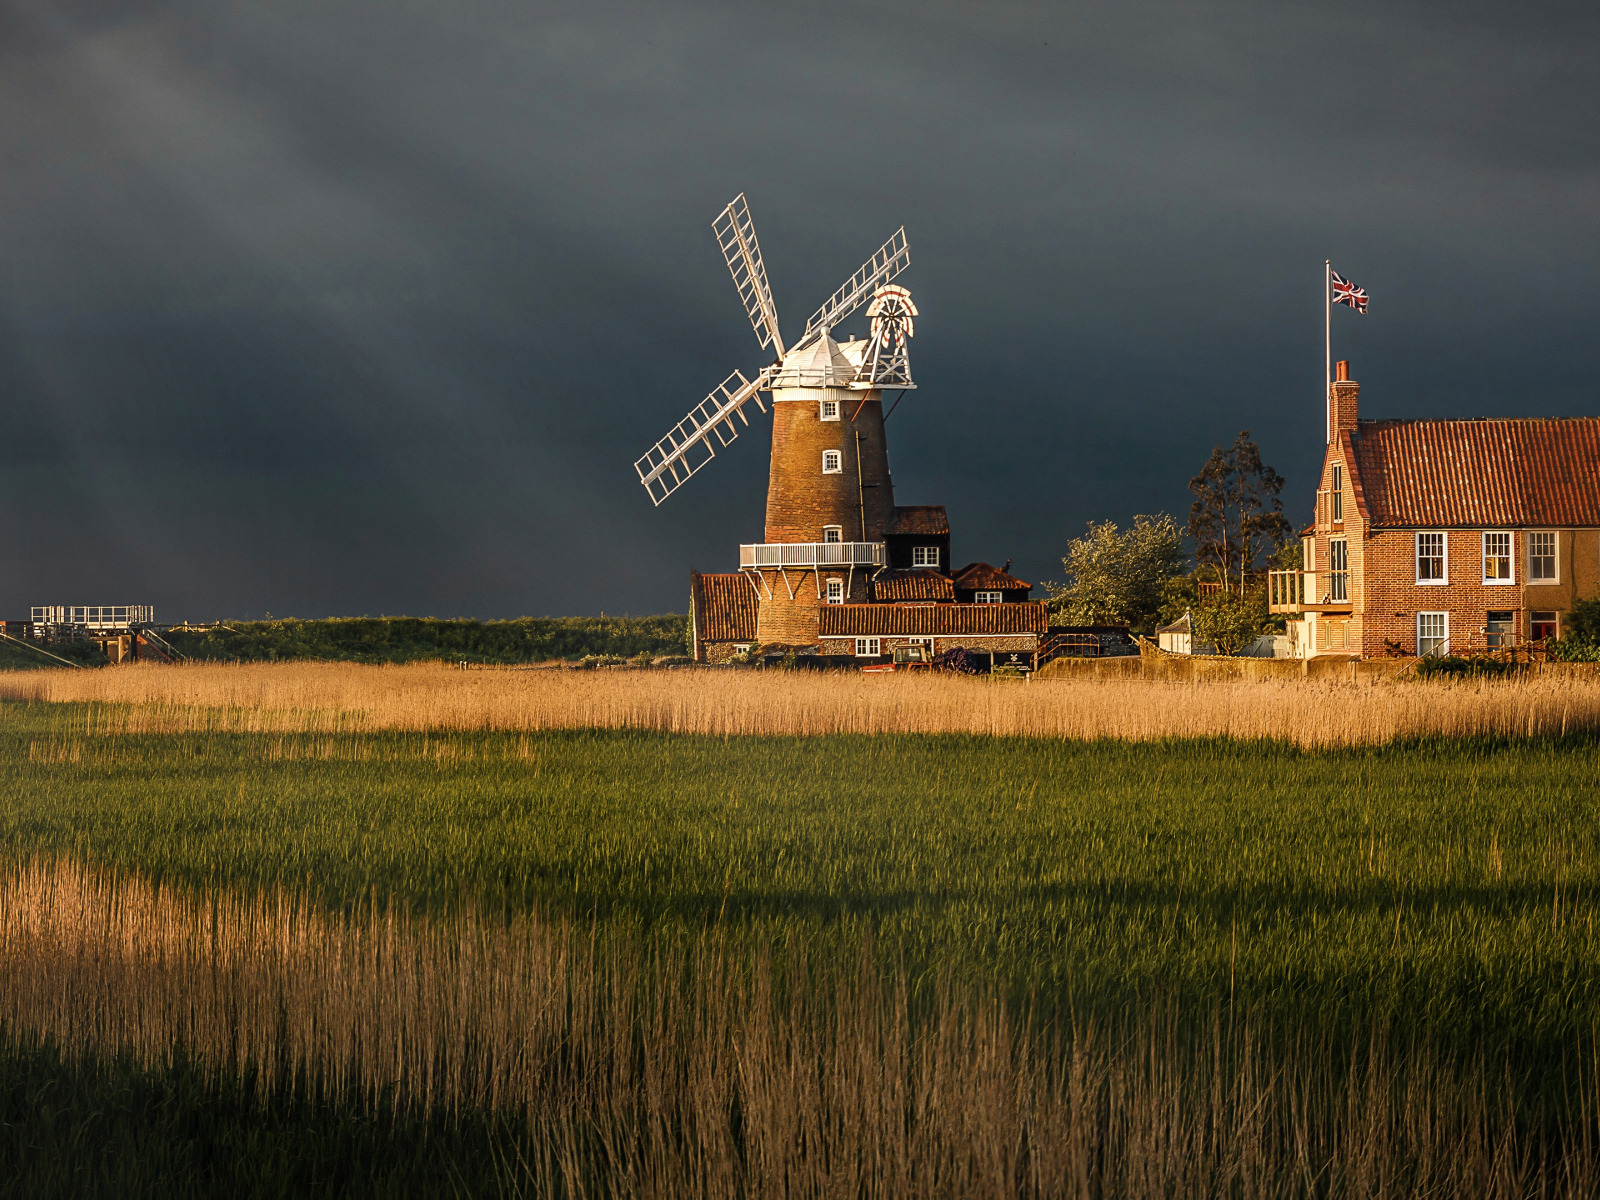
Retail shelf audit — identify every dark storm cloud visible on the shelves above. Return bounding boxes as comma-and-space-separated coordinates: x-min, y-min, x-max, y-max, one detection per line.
0, 0, 1595, 617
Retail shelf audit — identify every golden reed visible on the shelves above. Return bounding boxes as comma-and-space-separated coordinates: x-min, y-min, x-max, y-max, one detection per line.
2, 660, 1599, 746
2, 857, 1590, 1198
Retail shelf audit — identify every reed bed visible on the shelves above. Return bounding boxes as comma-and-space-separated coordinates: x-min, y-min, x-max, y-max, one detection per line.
3, 661, 1600, 745
4, 856, 1597, 1199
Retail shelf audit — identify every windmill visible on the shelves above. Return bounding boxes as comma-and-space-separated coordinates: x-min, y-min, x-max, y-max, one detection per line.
633, 194, 914, 506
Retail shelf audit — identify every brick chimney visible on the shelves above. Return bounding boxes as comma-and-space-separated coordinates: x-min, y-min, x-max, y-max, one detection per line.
1328, 359, 1359, 442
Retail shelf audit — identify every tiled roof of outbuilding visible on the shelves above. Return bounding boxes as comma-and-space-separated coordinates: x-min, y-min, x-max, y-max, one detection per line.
874, 570, 955, 603
886, 505, 949, 536
1350, 417, 1600, 528
692, 572, 757, 642
952, 562, 1033, 591
819, 602, 1047, 637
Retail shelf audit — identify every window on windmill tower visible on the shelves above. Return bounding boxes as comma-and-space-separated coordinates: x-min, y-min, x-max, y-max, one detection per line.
823, 526, 843, 544
820, 400, 840, 422
826, 578, 845, 604
912, 545, 940, 568
822, 450, 842, 474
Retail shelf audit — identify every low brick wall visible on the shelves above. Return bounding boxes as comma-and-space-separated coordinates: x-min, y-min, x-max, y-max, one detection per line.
1037, 649, 1600, 683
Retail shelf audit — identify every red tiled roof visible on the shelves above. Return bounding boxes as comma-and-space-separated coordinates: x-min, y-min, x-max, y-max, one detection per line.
873, 570, 955, 603
819, 602, 1047, 637
886, 505, 949, 536
692, 572, 757, 642
952, 562, 1033, 591
1350, 418, 1600, 528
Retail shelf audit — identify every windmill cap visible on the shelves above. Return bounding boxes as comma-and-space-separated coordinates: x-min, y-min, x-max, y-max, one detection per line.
771, 333, 857, 388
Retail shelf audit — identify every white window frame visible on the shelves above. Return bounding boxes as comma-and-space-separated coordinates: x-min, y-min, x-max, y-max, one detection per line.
825, 577, 845, 605
1415, 531, 1447, 585
854, 637, 881, 657
822, 525, 843, 544
1529, 530, 1558, 583
973, 590, 1003, 604
1482, 531, 1514, 584
1330, 463, 1343, 523
911, 545, 940, 568
732, 643, 751, 655
819, 399, 840, 422
907, 637, 932, 648
1417, 611, 1449, 658
822, 450, 842, 475
1328, 538, 1348, 602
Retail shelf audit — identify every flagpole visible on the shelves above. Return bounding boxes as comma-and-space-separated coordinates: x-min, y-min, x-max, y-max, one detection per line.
1324, 260, 1332, 444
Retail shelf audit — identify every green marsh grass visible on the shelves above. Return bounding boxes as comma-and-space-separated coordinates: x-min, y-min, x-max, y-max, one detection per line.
5, 698, 1600, 1195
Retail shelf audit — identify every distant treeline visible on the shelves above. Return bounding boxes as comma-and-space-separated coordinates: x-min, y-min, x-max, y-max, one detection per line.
164, 616, 691, 665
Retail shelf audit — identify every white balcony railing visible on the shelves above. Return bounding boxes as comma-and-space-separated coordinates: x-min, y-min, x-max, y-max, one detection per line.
739, 542, 883, 569
31, 605, 154, 630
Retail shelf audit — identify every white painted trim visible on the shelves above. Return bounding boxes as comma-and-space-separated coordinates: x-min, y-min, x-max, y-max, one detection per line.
854, 637, 881, 657
1415, 531, 1448, 585
1528, 529, 1560, 584
825, 577, 845, 605
1481, 531, 1515, 585
1417, 611, 1449, 657
819, 399, 840, 422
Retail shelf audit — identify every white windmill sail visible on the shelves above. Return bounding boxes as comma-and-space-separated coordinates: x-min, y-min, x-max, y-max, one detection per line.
712, 194, 784, 356
795, 227, 909, 348
633, 368, 775, 506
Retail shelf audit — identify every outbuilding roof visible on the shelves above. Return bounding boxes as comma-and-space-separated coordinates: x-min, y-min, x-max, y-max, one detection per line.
952, 562, 1033, 591
886, 505, 950, 537
1348, 417, 1600, 529
819, 602, 1047, 637
873, 569, 955, 603
691, 571, 757, 642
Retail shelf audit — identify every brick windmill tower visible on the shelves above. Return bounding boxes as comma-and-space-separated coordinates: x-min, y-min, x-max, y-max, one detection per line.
636, 195, 918, 646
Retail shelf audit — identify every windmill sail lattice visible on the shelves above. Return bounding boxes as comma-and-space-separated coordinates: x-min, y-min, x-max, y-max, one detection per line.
634, 368, 774, 506
798, 227, 909, 347
713, 195, 784, 356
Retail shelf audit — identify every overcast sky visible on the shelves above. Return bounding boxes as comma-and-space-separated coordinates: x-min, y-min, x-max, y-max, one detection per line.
1, 0, 1595, 619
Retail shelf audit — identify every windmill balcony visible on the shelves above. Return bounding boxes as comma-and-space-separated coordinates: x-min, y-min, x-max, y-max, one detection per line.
1268, 570, 1351, 614
739, 542, 883, 569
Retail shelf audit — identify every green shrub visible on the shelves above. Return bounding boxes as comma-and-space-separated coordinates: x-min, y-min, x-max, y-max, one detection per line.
1549, 599, 1600, 661
1414, 655, 1514, 679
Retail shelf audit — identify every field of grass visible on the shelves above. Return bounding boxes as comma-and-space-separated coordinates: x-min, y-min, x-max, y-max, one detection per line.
6, 660, 1600, 744
4, 672, 1600, 1196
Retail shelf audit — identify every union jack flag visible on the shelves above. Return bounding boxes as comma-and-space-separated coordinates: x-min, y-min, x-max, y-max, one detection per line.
1330, 268, 1368, 313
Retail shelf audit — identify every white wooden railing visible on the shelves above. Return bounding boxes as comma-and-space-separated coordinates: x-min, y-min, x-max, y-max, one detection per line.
739, 542, 883, 569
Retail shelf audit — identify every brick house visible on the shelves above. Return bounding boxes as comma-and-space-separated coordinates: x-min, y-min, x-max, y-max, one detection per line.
1271, 360, 1600, 657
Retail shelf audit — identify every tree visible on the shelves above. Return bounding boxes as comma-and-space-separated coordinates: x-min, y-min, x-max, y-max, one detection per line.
1191, 589, 1272, 656
1046, 514, 1185, 632
1188, 432, 1294, 596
